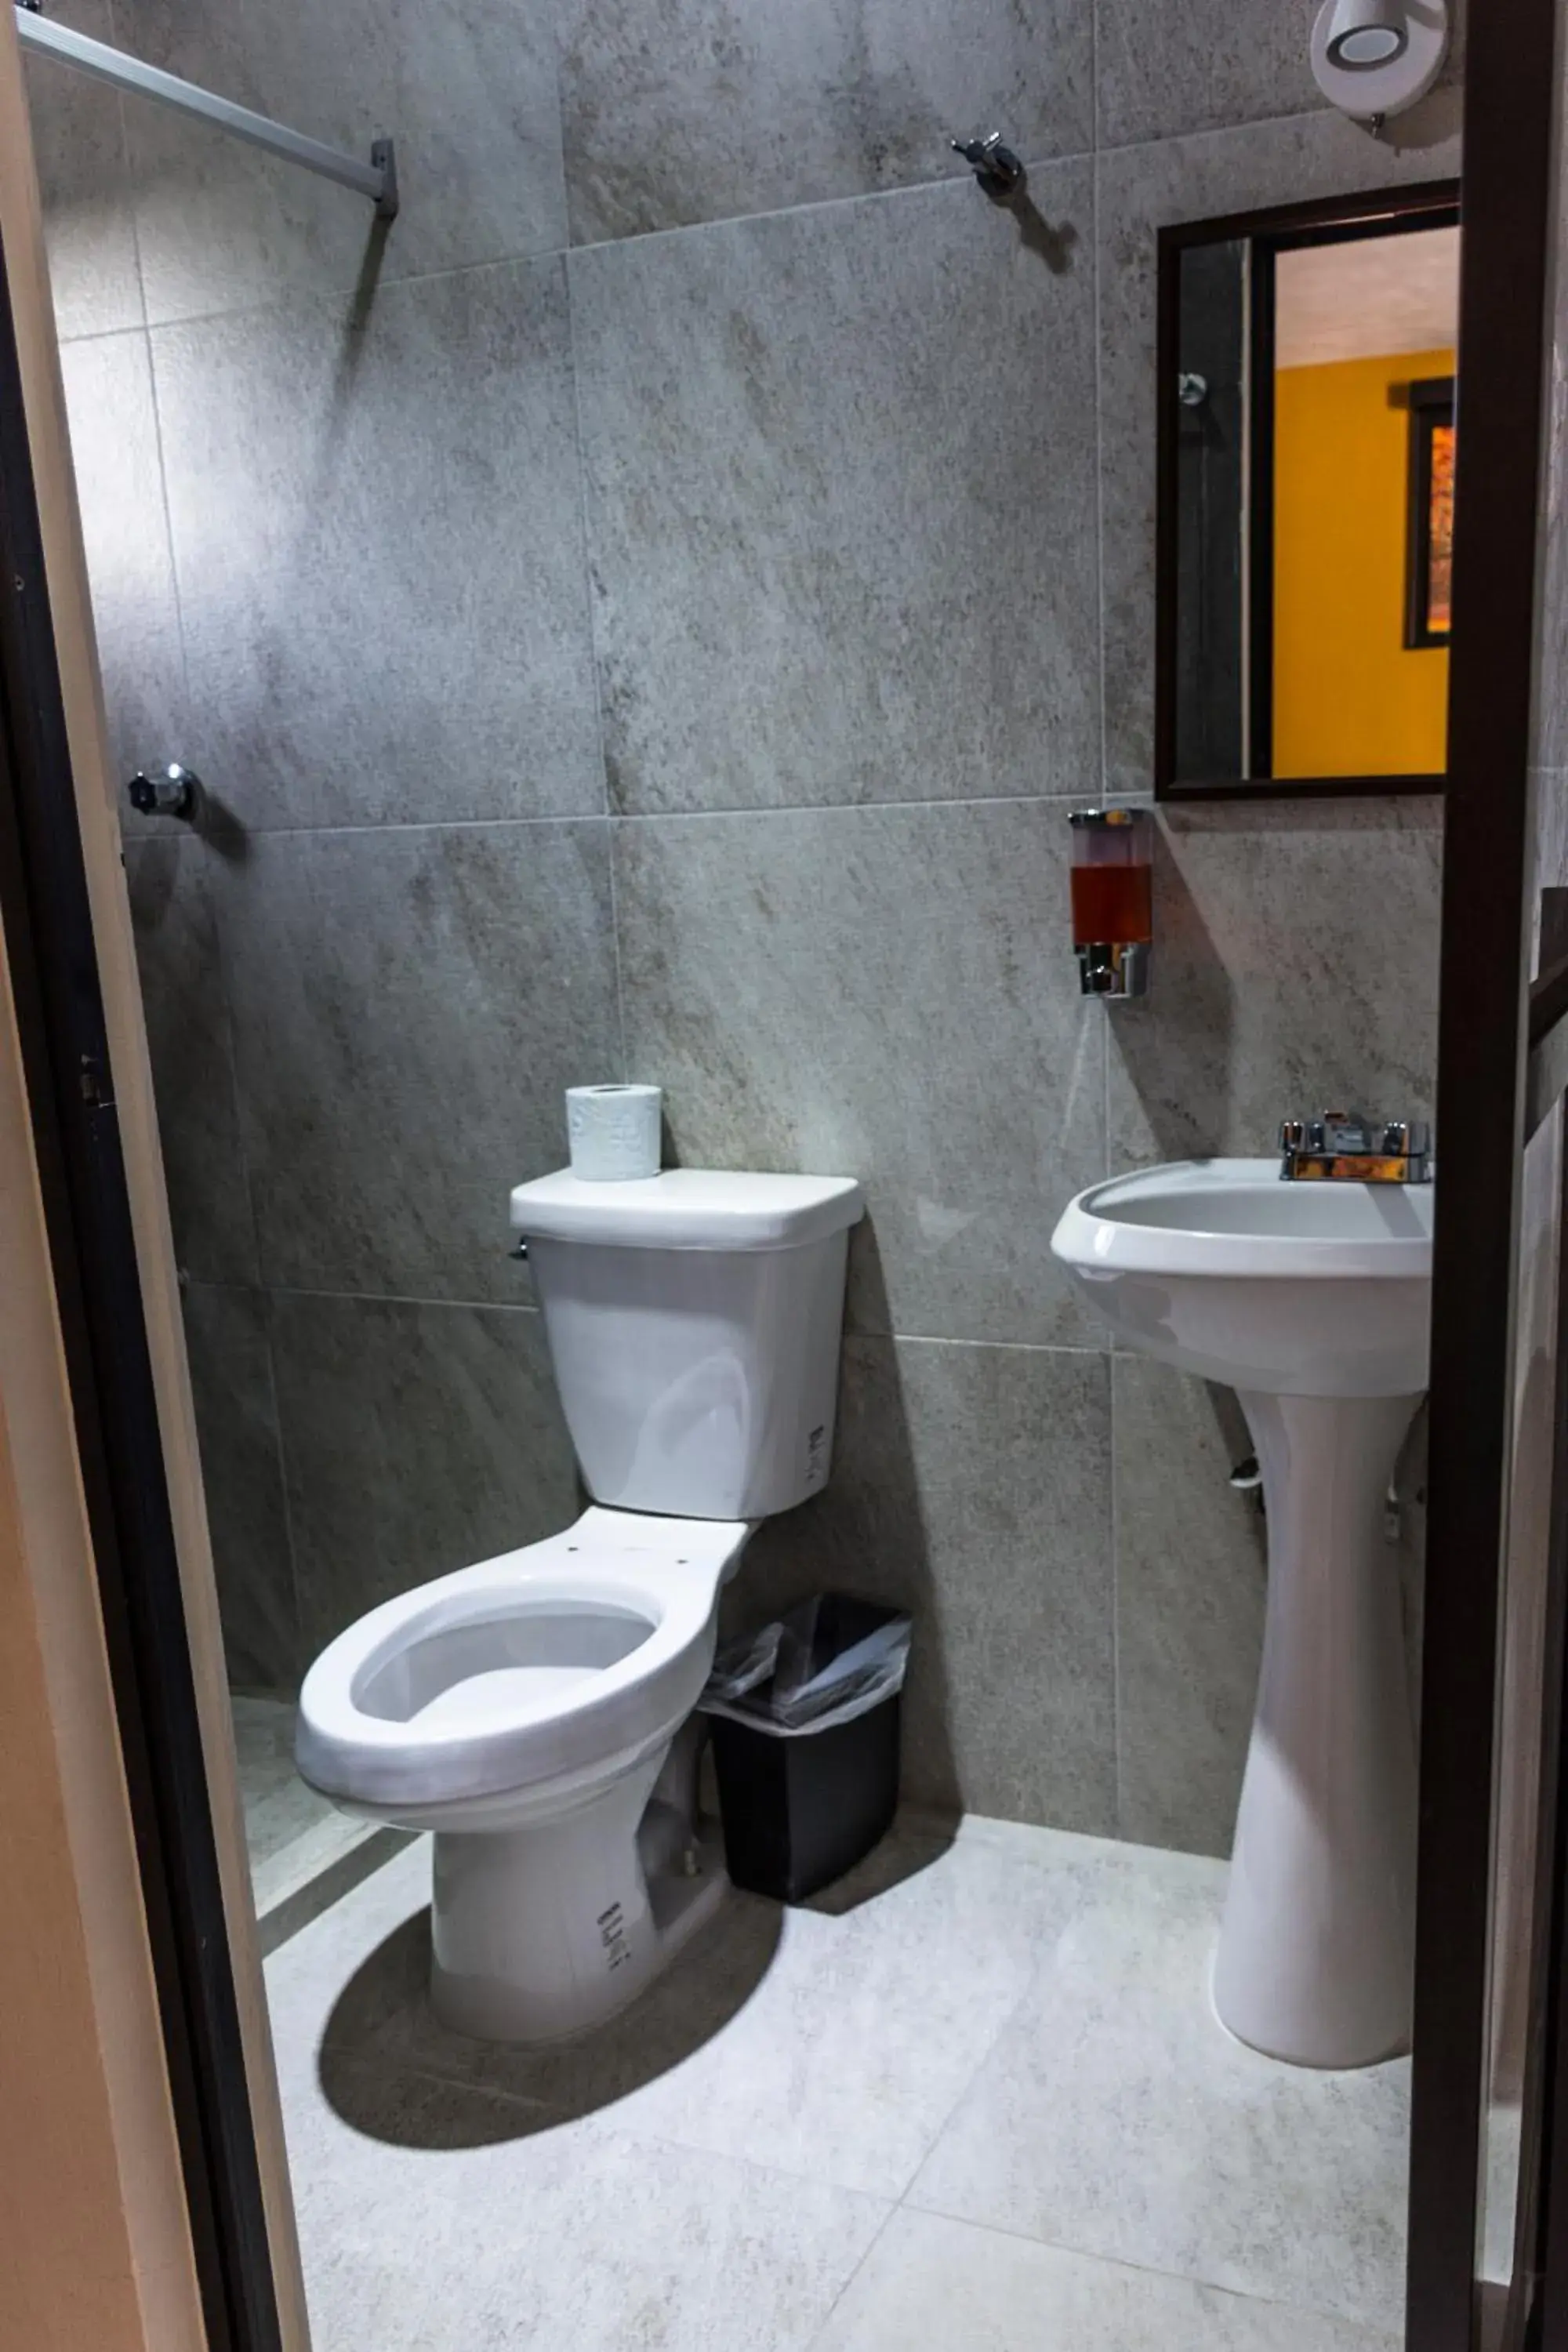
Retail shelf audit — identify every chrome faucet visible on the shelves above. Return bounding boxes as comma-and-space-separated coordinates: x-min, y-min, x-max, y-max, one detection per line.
1279, 1112, 1433, 1183
950, 132, 1025, 199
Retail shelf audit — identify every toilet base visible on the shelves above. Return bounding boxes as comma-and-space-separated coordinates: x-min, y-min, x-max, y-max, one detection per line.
428, 1748, 728, 2045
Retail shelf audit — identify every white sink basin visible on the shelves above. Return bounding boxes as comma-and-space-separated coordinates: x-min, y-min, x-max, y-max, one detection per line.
1052, 1156, 1433, 1395
1052, 1157, 1435, 2071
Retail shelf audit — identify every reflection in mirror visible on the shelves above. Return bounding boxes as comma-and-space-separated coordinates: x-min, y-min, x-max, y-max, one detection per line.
1157, 185, 1461, 797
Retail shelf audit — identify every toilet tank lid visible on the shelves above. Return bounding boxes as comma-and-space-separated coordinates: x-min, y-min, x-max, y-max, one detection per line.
510, 1168, 865, 1252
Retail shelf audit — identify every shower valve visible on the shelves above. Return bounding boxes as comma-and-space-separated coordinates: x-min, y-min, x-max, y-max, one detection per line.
128, 762, 203, 822
951, 132, 1025, 200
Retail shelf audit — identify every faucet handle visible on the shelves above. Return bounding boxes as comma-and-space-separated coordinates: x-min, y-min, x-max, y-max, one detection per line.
950, 132, 1025, 198
1316, 1109, 1373, 1153
1279, 1109, 1433, 1181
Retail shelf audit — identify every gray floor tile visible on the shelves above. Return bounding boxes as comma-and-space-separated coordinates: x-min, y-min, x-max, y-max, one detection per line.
559, 0, 1093, 242
573, 163, 1098, 815
615, 803, 1105, 1348
908, 1857, 1410, 2333
328, 1822, 1112, 2198
263, 1823, 1412, 2349
813, 2209, 1400, 2350
263, 1846, 890, 2352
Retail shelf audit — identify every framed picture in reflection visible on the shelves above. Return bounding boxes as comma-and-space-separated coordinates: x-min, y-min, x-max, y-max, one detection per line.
1406, 376, 1455, 648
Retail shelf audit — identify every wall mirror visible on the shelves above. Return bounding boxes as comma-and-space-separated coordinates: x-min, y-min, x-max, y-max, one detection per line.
1155, 182, 1461, 800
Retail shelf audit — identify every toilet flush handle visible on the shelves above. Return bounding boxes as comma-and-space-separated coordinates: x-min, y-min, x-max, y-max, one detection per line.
510, 1238, 528, 1261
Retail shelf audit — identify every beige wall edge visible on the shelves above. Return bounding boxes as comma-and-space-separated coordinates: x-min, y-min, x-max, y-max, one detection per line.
0, 9, 308, 2346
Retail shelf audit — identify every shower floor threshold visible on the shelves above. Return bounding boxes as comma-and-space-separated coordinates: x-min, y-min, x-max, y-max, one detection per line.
254, 1812, 413, 1958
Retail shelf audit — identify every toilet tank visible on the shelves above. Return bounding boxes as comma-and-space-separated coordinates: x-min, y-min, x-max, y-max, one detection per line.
510, 1168, 864, 1521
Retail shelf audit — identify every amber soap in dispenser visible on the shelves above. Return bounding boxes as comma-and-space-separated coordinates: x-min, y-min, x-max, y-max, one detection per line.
1069, 808, 1152, 998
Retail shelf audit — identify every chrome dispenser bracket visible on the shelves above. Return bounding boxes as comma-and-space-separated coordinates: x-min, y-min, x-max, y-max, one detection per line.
1076, 940, 1150, 1000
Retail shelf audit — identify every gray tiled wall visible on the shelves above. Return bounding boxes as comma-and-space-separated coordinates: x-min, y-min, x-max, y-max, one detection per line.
33, 0, 1453, 1848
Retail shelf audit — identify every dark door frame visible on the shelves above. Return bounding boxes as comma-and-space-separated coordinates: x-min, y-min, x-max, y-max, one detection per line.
0, 217, 282, 2352
1407, 0, 1561, 2336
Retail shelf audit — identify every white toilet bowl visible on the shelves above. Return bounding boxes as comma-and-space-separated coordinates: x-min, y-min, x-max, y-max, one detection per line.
297, 1507, 751, 2042
296, 1164, 864, 2043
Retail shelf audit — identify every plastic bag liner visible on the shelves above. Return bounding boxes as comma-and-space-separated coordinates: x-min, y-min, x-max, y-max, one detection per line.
701, 1596, 912, 1735
701, 1596, 912, 1902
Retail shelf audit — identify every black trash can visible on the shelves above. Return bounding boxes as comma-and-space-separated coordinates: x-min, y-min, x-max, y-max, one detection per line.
701, 1595, 910, 1904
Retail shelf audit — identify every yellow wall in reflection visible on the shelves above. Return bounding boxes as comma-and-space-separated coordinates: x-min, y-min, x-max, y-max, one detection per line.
1272, 347, 1454, 779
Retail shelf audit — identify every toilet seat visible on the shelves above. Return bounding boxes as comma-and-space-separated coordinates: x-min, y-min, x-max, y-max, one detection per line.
296, 1506, 750, 1820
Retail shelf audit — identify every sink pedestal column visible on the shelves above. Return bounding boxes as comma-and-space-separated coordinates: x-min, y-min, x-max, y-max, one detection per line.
1214, 1388, 1422, 2070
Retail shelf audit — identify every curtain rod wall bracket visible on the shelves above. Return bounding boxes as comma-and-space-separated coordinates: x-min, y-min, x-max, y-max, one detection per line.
14, 5, 399, 220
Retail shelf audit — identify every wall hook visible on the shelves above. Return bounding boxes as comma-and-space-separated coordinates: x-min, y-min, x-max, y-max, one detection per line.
951, 132, 1025, 202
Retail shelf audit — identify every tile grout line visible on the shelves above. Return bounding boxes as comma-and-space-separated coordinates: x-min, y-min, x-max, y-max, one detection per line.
561, 245, 630, 1085
875, 2197, 1406, 2346
180, 1277, 1116, 1360
321, 2041, 902, 2228
798, 2199, 906, 2352
113, 790, 1440, 848
111, 94, 1356, 346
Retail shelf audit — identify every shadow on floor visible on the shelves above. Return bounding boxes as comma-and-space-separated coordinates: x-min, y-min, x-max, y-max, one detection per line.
318, 1817, 954, 2148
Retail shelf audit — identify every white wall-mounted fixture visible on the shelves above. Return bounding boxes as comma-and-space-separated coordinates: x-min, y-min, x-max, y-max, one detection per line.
1311, 0, 1449, 121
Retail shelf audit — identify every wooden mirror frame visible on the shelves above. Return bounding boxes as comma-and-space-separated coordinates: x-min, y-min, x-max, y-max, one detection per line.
1154, 180, 1463, 804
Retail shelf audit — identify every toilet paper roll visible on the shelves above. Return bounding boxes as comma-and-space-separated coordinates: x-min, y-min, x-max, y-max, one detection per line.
565, 1084, 662, 1181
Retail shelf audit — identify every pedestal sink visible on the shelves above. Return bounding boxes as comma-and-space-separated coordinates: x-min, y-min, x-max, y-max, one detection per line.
1051, 1159, 1434, 2069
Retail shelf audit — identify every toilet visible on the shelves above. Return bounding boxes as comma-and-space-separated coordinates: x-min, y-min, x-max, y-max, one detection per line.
295, 1166, 864, 2045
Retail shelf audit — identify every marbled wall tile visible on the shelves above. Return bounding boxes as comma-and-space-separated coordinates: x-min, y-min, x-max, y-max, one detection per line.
1095, 0, 1323, 150
743, 1335, 1117, 1832
124, 0, 566, 326
1098, 114, 1464, 793
1098, 0, 1464, 150
124, 840, 260, 1285
615, 801, 1105, 1347
559, 0, 1093, 243
572, 164, 1099, 814
217, 824, 620, 1303
151, 261, 602, 830
183, 1283, 297, 1693
1105, 800, 1442, 1167
24, 0, 143, 340
271, 1291, 581, 1652
1112, 1355, 1264, 1856
58, 332, 186, 794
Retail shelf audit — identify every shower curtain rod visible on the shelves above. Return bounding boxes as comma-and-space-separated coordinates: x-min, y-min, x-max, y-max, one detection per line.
13, 4, 398, 218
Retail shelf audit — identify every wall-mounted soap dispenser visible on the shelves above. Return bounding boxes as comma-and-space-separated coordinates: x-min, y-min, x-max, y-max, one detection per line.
1069, 808, 1152, 998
